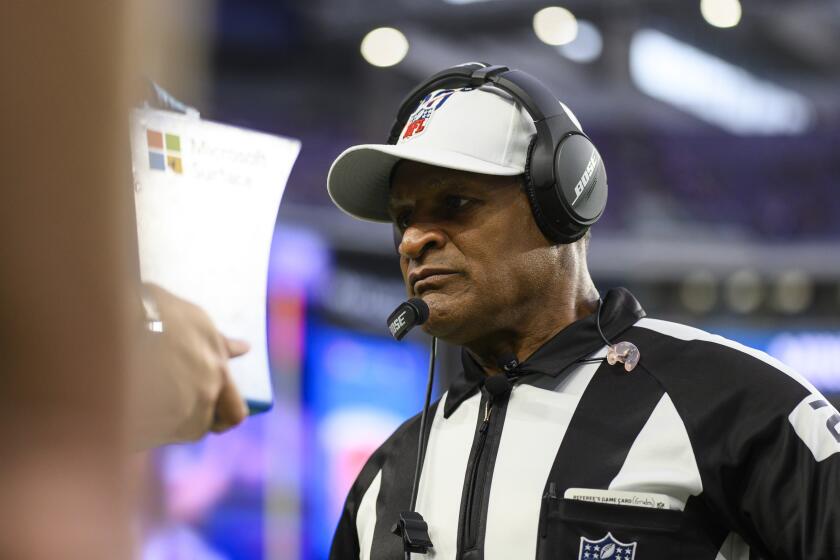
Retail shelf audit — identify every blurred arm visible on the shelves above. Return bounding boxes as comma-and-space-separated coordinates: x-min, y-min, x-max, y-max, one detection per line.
0, 2, 136, 558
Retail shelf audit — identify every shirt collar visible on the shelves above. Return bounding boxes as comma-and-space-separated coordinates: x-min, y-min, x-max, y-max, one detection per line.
443, 287, 645, 418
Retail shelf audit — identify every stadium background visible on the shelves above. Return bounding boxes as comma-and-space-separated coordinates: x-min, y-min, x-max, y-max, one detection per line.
135, 1, 840, 558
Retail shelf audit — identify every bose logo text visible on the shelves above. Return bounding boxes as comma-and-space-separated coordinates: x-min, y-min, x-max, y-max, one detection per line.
572, 149, 600, 206
389, 311, 408, 336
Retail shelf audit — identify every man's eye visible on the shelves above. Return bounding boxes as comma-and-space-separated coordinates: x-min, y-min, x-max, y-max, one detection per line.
444, 196, 470, 210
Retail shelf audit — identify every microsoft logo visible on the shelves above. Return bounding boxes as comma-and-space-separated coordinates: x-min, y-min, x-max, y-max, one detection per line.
146, 129, 183, 174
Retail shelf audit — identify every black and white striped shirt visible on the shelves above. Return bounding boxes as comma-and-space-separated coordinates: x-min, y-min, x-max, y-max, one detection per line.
330, 288, 840, 559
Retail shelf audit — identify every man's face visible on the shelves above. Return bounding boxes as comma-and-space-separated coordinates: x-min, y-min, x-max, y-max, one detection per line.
389, 160, 560, 344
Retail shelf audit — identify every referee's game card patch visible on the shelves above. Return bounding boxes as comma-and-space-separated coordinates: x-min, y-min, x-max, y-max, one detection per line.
579, 532, 637, 560
565, 488, 673, 510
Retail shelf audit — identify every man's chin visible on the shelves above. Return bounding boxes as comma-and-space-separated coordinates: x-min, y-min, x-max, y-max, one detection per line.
417, 291, 471, 342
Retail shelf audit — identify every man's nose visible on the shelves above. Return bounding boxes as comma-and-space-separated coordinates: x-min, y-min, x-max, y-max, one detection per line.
398, 224, 446, 260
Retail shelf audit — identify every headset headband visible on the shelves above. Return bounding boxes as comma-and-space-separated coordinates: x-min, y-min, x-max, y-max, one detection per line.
388, 63, 581, 146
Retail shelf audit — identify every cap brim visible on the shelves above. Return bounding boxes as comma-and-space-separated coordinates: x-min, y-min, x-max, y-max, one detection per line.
327, 143, 524, 222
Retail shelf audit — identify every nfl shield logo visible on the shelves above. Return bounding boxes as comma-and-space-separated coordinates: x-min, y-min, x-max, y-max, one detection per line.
401, 89, 458, 140
579, 532, 637, 560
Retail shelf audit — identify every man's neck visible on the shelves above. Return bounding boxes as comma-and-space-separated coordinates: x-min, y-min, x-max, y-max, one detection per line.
465, 281, 600, 376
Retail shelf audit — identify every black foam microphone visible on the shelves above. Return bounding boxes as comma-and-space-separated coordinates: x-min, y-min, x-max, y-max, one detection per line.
484, 353, 520, 399
387, 297, 430, 340
484, 374, 513, 398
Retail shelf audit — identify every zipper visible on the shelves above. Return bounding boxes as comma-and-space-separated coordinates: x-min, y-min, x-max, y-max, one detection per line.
462, 398, 493, 551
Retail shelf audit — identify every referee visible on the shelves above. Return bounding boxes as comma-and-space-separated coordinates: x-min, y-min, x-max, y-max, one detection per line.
325, 64, 840, 559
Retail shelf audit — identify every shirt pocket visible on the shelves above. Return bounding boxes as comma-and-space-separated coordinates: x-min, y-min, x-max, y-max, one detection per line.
537, 498, 719, 560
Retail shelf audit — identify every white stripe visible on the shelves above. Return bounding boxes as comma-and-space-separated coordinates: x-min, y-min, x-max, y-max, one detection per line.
484, 359, 600, 560
635, 317, 819, 394
788, 394, 840, 461
715, 531, 750, 560
357, 470, 382, 560
413, 390, 482, 560
609, 393, 703, 510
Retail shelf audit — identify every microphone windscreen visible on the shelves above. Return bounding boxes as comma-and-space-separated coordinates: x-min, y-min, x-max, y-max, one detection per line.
408, 297, 429, 325
484, 374, 512, 398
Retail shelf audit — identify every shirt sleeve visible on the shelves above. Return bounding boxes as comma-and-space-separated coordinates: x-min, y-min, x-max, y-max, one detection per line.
729, 391, 840, 559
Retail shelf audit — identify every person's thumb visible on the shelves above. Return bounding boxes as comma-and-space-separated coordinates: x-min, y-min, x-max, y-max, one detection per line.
224, 337, 251, 358
211, 371, 248, 433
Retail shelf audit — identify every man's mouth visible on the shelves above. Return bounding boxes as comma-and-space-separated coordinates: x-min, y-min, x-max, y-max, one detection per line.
409, 268, 458, 295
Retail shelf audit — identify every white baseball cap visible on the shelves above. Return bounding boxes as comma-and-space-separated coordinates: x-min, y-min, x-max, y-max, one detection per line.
327, 85, 582, 223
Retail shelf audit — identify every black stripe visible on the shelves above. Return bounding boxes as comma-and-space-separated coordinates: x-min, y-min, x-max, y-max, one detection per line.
535, 361, 665, 557
369, 400, 440, 560
535, 361, 665, 558
545, 360, 665, 490
455, 390, 490, 560
455, 389, 510, 560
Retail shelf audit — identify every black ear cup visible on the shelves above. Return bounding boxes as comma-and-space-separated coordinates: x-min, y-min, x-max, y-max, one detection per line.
524, 133, 606, 244
552, 134, 607, 231
522, 136, 562, 244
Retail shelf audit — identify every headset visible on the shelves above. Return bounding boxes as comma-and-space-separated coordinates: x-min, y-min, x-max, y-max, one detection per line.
388, 62, 608, 247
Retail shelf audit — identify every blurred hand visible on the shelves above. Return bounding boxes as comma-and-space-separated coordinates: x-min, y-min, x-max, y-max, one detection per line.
131, 284, 250, 448
210, 337, 251, 433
